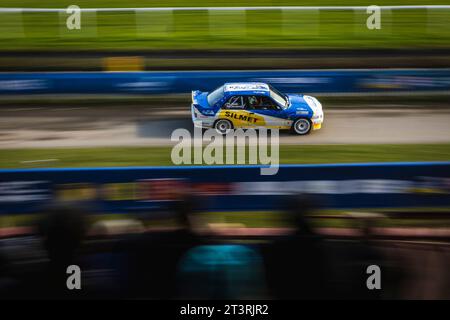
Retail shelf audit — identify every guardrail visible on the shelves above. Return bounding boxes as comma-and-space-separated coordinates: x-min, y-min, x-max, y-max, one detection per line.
0, 69, 449, 95
1, 162, 449, 215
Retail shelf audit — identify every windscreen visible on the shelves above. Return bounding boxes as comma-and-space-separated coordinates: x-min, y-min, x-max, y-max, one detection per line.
269, 85, 288, 108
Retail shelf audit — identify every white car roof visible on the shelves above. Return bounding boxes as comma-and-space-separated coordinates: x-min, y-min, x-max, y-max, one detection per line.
223, 82, 270, 93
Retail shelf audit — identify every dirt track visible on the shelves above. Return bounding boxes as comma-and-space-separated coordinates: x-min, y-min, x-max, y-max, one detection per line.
0, 106, 449, 148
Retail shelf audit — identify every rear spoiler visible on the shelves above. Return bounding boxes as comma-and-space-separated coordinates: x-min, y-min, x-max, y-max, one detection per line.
192, 90, 201, 103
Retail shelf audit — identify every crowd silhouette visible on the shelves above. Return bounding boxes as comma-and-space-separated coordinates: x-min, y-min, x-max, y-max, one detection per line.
0, 194, 403, 300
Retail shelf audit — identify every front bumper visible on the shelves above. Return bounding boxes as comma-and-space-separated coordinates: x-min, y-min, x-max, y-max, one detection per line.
311, 111, 324, 130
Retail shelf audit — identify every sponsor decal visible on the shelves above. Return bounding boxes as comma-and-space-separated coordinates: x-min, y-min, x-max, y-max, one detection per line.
57, 183, 97, 201
0, 80, 48, 92
0, 181, 50, 202
219, 110, 266, 127
103, 182, 137, 201
225, 83, 269, 91
138, 179, 188, 201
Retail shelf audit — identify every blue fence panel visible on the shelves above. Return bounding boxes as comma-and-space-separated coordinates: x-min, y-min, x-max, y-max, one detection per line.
0, 69, 449, 95
0, 162, 449, 215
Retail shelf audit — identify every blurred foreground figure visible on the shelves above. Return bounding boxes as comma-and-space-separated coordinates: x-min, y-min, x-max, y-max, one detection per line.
118, 194, 201, 299
38, 206, 87, 298
40, 207, 86, 266
177, 245, 267, 299
4, 206, 88, 299
262, 195, 332, 299
120, 193, 268, 299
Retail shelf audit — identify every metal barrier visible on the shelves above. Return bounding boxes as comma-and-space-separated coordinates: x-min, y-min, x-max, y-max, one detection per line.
0, 69, 449, 95
0, 162, 449, 215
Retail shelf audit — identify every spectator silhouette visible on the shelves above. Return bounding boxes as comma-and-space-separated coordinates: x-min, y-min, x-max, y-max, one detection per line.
177, 244, 267, 299
262, 194, 332, 299
117, 194, 201, 299
10, 205, 89, 299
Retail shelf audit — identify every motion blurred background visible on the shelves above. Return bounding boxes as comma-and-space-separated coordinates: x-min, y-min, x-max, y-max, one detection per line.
0, 1, 449, 299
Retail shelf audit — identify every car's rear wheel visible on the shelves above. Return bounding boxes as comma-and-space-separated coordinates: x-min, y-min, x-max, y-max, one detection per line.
292, 118, 311, 135
214, 119, 233, 134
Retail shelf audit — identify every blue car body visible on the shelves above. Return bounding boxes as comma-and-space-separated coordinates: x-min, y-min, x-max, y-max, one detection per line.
191, 82, 324, 134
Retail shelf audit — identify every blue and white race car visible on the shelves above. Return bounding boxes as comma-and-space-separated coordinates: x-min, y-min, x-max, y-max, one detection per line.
191, 82, 323, 135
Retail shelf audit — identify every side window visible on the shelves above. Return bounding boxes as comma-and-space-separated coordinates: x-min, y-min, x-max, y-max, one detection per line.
247, 95, 280, 111
223, 96, 246, 109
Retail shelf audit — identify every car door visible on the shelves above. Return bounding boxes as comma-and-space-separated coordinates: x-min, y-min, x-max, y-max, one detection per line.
246, 95, 288, 128
219, 95, 260, 128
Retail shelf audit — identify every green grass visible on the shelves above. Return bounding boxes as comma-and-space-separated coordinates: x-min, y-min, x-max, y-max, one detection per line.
2, 0, 450, 8
3, 1, 450, 8
2, 210, 449, 229
0, 144, 449, 169
0, 1, 449, 50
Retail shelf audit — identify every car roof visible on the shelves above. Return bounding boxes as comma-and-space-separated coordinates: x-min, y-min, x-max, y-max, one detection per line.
223, 82, 271, 96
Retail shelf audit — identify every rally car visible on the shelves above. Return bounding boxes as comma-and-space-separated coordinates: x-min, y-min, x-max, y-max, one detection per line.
191, 82, 324, 135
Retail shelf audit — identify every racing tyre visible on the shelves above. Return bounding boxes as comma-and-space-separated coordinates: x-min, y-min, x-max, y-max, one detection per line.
214, 119, 233, 135
291, 118, 312, 135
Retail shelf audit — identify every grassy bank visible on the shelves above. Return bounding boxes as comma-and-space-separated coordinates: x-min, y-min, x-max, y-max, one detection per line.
4, 1, 449, 7
1, 1, 449, 50
0, 144, 449, 169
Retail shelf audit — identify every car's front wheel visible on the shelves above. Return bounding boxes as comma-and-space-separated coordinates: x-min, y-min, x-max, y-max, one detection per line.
291, 118, 312, 135
214, 119, 233, 134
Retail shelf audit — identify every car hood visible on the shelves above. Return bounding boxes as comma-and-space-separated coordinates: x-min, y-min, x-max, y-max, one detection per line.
285, 94, 314, 116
